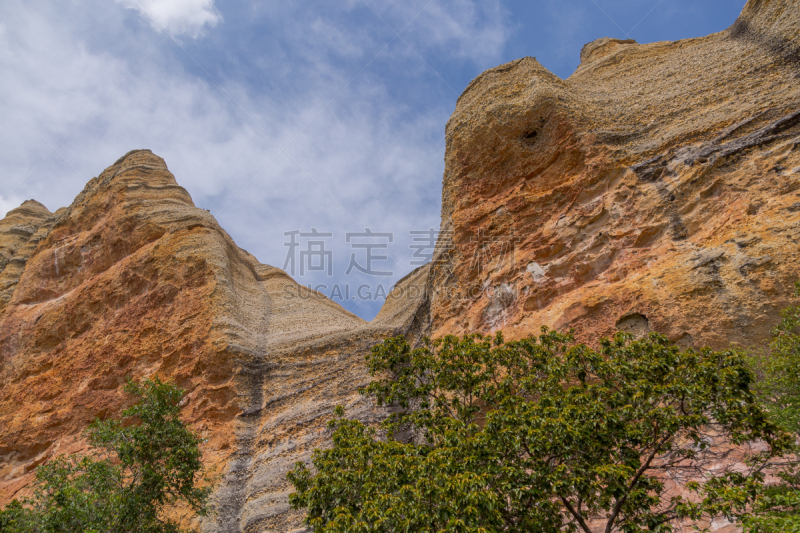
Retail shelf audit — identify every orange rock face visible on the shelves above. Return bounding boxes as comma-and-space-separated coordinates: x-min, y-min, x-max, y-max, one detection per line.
0, 151, 241, 511
427, 0, 800, 352
0, 150, 427, 531
0, 200, 54, 314
2, 1, 800, 532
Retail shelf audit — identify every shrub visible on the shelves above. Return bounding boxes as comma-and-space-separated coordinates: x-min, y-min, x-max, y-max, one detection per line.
0, 377, 211, 533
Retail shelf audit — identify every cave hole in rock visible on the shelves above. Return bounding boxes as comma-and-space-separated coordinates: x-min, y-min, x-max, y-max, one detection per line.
521, 130, 538, 145
615, 312, 651, 339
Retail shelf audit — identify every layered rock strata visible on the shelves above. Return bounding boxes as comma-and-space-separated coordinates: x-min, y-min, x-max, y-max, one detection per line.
0, 200, 55, 313
0, 150, 428, 532
2, 0, 800, 531
427, 0, 800, 351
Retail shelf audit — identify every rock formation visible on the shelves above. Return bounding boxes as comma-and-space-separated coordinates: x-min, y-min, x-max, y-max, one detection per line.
0, 200, 55, 313
1, 0, 800, 531
0, 150, 427, 532
427, 0, 800, 352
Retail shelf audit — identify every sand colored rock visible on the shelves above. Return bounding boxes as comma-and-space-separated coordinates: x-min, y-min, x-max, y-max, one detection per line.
0, 150, 244, 519
427, 0, 800, 355
0, 200, 53, 313
211, 265, 428, 533
0, 150, 428, 532
2, 1, 800, 531
410, 5, 800, 530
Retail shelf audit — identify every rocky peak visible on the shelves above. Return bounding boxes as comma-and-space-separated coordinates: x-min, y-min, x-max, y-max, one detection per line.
0, 199, 52, 263
0, 149, 428, 531
3, 199, 51, 218
579, 37, 638, 64
431, 0, 800, 350
0, 199, 54, 311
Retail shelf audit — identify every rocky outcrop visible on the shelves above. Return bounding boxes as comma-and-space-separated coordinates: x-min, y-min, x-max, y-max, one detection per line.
427, 0, 800, 351
2, 1, 800, 532
210, 264, 428, 533
0, 200, 54, 313
0, 150, 427, 532
0, 150, 244, 524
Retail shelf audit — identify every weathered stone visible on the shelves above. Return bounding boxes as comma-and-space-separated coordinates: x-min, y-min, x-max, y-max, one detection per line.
425, 0, 800, 358
2, 1, 800, 532
0, 200, 53, 313
0, 150, 428, 532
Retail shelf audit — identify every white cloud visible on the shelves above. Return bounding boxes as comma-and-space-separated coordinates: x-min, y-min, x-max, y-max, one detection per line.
0, 0, 514, 319
116, 0, 221, 38
0, 193, 26, 219
308, 18, 368, 58
416, 0, 510, 63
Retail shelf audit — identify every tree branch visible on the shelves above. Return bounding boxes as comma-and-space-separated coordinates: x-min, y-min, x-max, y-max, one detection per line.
560, 495, 593, 533
605, 433, 671, 533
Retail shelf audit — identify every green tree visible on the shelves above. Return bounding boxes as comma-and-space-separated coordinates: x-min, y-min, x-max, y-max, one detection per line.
752, 282, 800, 433
710, 283, 800, 532
289, 330, 793, 533
0, 377, 211, 533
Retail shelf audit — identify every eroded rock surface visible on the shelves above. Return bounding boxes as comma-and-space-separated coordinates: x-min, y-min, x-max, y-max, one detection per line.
2, 1, 800, 532
427, 0, 800, 353
0, 150, 428, 532
0, 200, 54, 313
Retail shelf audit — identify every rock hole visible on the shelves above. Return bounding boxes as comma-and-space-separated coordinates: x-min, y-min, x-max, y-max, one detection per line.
615, 312, 651, 339
673, 332, 695, 350
521, 130, 538, 145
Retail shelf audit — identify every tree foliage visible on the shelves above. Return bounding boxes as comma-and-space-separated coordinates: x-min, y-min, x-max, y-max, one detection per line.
751, 283, 800, 434
289, 329, 793, 533
0, 377, 211, 533
707, 282, 800, 532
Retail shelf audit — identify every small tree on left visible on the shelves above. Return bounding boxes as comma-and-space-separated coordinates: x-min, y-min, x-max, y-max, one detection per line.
0, 377, 212, 533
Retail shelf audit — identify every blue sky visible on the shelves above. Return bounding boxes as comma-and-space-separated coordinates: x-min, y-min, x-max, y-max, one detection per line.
0, 0, 744, 320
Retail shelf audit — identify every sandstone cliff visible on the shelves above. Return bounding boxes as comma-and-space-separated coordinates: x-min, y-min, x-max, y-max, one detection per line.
428, 0, 800, 351
0, 200, 55, 314
0, 150, 427, 532
1, 0, 800, 531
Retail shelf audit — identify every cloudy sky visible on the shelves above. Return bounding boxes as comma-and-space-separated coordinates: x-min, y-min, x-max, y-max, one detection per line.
0, 0, 744, 319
